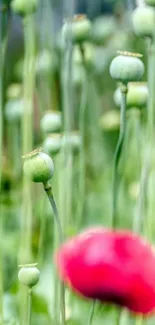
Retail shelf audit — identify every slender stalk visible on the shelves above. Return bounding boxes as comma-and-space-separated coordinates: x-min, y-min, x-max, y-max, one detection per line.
0, 4, 10, 322
76, 44, 88, 227
43, 182, 65, 325
134, 149, 150, 233
27, 288, 32, 325
87, 301, 96, 325
19, 14, 35, 325
19, 14, 36, 264
144, 20, 155, 241
112, 84, 128, 228
61, 40, 74, 235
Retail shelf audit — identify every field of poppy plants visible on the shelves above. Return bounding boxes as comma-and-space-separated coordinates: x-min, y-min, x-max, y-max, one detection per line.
1, 0, 155, 324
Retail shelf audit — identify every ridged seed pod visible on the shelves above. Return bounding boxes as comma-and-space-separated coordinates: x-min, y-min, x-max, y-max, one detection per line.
110, 51, 144, 84
23, 149, 54, 183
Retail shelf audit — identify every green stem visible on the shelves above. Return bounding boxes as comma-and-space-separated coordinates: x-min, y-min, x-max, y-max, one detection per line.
22, 15, 35, 155
27, 288, 32, 325
0, 4, 10, 322
61, 40, 74, 235
145, 29, 155, 241
20, 14, 36, 264
43, 182, 65, 325
87, 301, 96, 325
134, 148, 150, 233
76, 44, 88, 228
112, 84, 128, 228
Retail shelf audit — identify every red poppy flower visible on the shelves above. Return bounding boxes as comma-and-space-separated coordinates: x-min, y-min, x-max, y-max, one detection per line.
56, 227, 155, 314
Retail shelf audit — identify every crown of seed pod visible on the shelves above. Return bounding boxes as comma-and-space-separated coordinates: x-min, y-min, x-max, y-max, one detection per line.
132, 6, 155, 38
11, 0, 38, 15
114, 82, 148, 109
145, 0, 155, 6
62, 14, 92, 43
62, 132, 82, 153
43, 134, 62, 156
110, 51, 144, 84
5, 99, 23, 123
40, 111, 62, 134
23, 149, 54, 183
18, 265, 40, 287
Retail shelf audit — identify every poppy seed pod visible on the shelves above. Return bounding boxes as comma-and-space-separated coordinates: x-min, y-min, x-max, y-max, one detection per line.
62, 14, 92, 43
23, 149, 54, 183
18, 265, 40, 287
145, 0, 155, 6
56, 227, 155, 314
110, 51, 144, 84
11, 0, 38, 15
114, 82, 148, 109
132, 6, 155, 38
43, 134, 62, 156
40, 111, 62, 134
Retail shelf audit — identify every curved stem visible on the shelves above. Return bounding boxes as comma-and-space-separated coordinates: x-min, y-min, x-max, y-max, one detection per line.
112, 85, 128, 229
43, 182, 65, 325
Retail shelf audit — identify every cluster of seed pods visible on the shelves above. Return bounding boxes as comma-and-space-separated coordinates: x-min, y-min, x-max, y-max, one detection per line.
2, 0, 155, 325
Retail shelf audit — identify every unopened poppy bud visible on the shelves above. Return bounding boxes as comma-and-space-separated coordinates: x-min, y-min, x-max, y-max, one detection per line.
40, 111, 62, 134
132, 6, 155, 37
5, 99, 23, 123
43, 134, 62, 156
110, 51, 144, 84
62, 14, 91, 43
18, 265, 40, 287
23, 149, 54, 183
114, 82, 148, 109
11, 0, 38, 15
